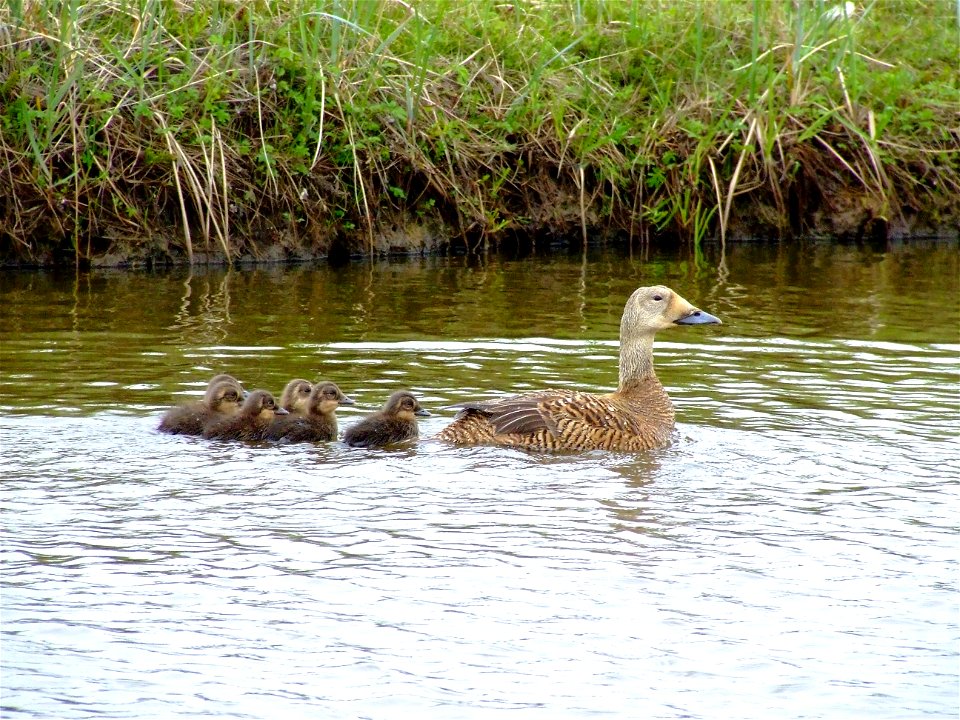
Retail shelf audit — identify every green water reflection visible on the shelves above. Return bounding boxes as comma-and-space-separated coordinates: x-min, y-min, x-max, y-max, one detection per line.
1, 240, 957, 416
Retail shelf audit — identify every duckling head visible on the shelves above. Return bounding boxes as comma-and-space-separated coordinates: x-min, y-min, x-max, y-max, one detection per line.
383, 390, 431, 419
279, 379, 313, 414
206, 379, 244, 415
207, 373, 248, 399
244, 389, 288, 422
311, 381, 356, 415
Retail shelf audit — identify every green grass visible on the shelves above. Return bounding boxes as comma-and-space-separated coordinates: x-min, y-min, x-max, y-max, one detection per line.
1, 0, 957, 265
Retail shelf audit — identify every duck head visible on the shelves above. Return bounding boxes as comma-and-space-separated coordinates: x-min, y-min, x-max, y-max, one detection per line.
622, 285, 721, 335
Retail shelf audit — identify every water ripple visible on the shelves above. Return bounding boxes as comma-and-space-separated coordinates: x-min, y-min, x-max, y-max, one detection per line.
3, 251, 959, 719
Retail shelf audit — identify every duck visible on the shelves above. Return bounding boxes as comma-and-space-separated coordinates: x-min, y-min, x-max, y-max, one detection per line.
158, 374, 245, 435
264, 381, 355, 442
342, 390, 431, 448
435, 285, 721, 452
278, 378, 313, 416
202, 389, 288, 441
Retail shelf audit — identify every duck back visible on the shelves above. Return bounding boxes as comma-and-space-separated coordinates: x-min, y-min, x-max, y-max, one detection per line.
437, 380, 675, 452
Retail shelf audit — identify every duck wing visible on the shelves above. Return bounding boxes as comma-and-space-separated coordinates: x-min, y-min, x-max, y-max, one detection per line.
447, 387, 674, 451
454, 390, 577, 437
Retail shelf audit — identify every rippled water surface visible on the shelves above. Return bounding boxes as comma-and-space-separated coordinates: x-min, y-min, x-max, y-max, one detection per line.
2, 241, 958, 719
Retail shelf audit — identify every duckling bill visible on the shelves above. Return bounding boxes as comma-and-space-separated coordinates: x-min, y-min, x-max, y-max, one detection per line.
436, 285, 721, 452
343, 390, 430, 448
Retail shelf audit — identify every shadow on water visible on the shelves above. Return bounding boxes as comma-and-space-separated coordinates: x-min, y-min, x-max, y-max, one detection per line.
1, 239, 958, 720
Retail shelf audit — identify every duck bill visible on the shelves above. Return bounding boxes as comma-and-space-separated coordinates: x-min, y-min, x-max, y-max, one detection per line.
415, 408, 431, 417
340, 394, 356, 406
674, 309, 722, 325
274, 407, 290, 415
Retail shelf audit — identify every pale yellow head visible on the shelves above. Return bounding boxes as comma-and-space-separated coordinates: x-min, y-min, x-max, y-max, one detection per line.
618, 285, 721, 387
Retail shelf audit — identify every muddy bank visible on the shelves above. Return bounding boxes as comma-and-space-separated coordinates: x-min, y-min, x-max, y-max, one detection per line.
6, 183, 957, 270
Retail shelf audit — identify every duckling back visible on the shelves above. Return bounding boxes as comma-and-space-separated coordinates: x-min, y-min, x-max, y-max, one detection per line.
158, 377, 243, 435
342, 415, 419, 447
202, 390, 285, 441
264, 381, 353, 443
263, 412, 338, 443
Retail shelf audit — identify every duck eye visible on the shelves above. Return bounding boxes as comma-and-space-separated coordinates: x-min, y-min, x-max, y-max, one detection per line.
652, 294, 663, 301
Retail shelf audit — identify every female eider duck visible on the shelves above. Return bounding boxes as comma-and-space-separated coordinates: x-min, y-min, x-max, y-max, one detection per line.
436, 285, 721, 452
158, 374, 245, 435
264, 381, 355, 442
202, 389, 287, 441
343, 390, 431, 448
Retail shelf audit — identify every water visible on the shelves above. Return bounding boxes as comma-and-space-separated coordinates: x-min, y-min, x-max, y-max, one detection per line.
2, 241, 958, 719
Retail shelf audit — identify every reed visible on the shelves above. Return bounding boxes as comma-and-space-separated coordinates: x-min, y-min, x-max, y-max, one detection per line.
1, 0, 957, 265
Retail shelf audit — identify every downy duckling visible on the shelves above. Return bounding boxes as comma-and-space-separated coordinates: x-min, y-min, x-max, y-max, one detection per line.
264, 381, 355, 442
202, 389, 287, 441
158, 375, 245, 436
343, 390, 430, 448
279, 378, 313, 416
436, 285, 721, 452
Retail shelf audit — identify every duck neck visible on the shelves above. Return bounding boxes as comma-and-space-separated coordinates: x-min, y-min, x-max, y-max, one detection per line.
617, 331, 658, 393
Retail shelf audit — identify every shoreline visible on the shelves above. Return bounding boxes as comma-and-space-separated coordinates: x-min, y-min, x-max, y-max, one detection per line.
2, 0, 957, 268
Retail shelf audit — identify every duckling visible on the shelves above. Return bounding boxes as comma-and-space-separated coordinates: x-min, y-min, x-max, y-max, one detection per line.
202, 389, 288, 441
436, 285, 721, 452
158, 375, 245, 435
342, 390, 431, 448
279, 378, 313, 416
264, 381, 355, 442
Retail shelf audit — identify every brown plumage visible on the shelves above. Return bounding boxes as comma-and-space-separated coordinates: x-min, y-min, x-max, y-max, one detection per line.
278, 378, 313, 415
343, 390, 431, 448
158, 375, 245, 435
264, 381, 355, 442
202, 389, 287, 441
436, 285, 722, 452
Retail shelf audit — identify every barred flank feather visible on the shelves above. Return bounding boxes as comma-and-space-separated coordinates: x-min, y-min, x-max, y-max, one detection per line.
437, 380, 674, 452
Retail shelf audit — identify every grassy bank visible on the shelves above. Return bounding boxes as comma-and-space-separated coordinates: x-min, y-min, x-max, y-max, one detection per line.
1, 0, 957, 266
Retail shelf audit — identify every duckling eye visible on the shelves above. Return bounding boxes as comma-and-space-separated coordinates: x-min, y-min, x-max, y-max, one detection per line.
652, 294, 663, 301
